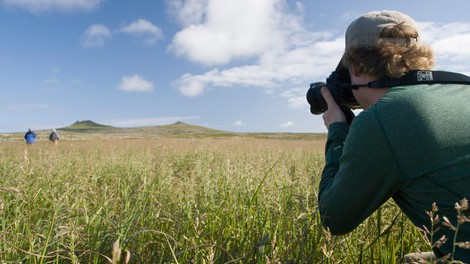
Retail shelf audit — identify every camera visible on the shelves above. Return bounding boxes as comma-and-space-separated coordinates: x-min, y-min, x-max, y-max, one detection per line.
306, 68, 360, 115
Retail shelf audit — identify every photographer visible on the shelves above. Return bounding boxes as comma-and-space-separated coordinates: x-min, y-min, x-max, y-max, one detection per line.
315, 10, 470, 262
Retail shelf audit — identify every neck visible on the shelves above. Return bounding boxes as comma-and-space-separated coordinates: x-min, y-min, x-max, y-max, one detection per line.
359, 88, 388, 109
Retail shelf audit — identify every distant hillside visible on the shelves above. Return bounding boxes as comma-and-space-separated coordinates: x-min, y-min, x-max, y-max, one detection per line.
119, 121, 235, 138
58, 120, 233, 137
156, 121, 231, 135
59, 120, 114, 132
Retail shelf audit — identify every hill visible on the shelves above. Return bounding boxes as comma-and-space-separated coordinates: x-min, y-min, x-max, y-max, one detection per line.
57, 120, 235, 138
133, 121, 235, 137
59, 120, 114, 132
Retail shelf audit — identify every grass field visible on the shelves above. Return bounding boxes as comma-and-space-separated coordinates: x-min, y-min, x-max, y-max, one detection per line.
0, 134, 429, 263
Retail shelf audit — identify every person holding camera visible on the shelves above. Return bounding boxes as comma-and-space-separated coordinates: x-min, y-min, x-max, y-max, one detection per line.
313, 10, 470, 262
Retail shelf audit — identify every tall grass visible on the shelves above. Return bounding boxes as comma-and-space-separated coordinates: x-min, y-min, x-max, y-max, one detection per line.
0, 137, 423, 263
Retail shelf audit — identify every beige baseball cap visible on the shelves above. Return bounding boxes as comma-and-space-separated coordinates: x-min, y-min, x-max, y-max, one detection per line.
338, 10, 419, 69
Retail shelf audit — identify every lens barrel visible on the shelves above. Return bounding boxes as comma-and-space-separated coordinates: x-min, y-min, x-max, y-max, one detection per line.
306, 82, 328, 115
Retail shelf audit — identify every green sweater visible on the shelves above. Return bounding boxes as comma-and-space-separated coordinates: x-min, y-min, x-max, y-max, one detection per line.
319, 83, 470, 261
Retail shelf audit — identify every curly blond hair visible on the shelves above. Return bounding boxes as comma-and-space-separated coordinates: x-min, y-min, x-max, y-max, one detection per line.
342, 23, 435, 78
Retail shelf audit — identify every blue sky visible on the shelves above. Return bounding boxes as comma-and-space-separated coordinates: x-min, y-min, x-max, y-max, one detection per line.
1, 0, 470, 133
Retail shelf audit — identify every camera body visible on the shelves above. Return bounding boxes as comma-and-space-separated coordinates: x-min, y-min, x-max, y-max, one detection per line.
306, 68, 360, 115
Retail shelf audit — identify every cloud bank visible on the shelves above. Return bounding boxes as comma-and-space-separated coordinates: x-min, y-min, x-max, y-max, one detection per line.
168, 0, 470, 110
168, 0, 342, 99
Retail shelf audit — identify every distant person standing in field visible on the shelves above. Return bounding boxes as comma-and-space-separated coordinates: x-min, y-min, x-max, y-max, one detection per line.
49, 129, 59, 144
24, 129, 38, 144
315, 10, 470, 262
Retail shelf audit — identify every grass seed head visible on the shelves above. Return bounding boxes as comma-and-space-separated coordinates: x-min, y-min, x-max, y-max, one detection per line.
442, 216, 457, 231
433, 235, 448, 248
455, 198, 468, 212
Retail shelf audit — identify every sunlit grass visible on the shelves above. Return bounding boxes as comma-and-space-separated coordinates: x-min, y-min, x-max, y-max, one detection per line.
0, 138, 424, 263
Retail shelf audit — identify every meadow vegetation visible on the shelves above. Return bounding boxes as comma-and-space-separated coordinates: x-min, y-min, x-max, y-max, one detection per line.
0, 135, 428, 263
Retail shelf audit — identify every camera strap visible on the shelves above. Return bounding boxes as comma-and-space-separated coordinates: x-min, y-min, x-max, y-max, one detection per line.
366, 70, 470, 88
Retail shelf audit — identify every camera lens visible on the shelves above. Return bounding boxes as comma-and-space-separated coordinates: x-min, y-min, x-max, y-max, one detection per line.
306, 82, 328, 114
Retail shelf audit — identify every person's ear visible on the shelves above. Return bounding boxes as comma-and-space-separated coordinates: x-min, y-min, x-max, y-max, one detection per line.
348, 66, 361, 78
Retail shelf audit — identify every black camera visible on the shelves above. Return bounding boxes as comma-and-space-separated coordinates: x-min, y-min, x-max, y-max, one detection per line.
306, 68, 360, 115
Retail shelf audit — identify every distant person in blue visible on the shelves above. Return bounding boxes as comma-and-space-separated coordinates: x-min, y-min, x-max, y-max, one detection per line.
49, 129, 59, 144
24, 129, 38, 144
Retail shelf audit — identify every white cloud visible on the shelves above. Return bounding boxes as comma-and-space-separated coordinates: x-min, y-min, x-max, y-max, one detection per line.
280, 121, 294, 128
117, 74, 154, 92
105, 116, 200, 127
174, 73, 209, 96
233, 120, 244, 126
1, 0, 104, 13
120, 19, 163, 45
81, 24, 111, 48
281, 88, 308, 109
419, 22, 470, 73
169, 0, 343, 97
173, 37, 343, 96
166, 0, 207, 26
169, 0, 294, 66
